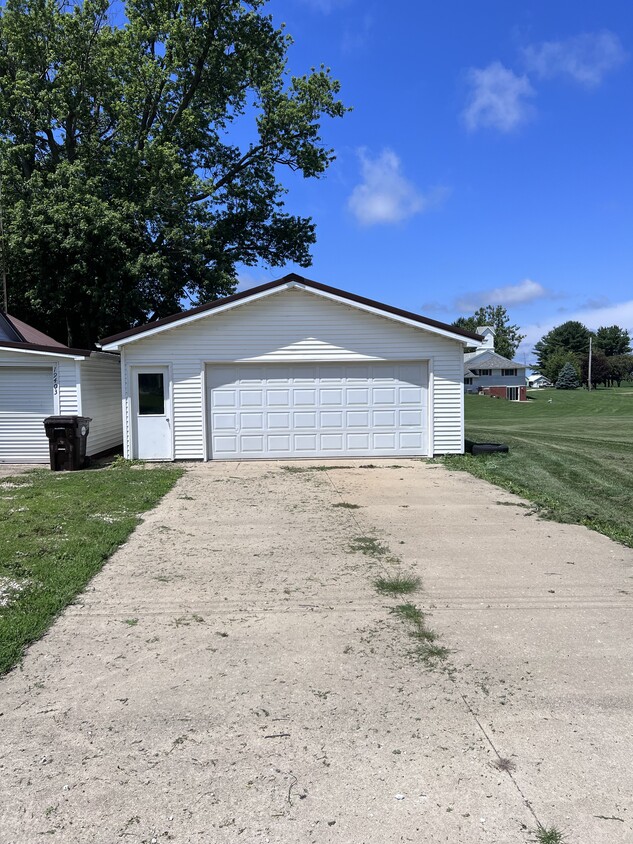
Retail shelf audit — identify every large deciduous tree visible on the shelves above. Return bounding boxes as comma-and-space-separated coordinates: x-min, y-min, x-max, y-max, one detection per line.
452, 305, 525, 360
0, 0, 348, 346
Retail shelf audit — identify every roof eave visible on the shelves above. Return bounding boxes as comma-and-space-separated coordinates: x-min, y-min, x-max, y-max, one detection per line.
100, 274, 484, 349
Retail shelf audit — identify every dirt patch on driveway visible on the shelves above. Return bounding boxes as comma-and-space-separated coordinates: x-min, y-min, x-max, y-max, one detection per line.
1, 460, 632, 843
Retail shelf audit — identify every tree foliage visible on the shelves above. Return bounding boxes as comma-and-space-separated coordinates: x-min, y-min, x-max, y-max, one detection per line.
453, 305, 525, 360
541, 348, 581, 385
534, 321, 592, 373
0, 0, 348, 345
555, 361, 580, 390
593, 325, 631, 357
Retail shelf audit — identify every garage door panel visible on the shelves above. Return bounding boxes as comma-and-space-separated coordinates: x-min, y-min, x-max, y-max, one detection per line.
347, 433, 370, 450
268, 412, 291, 429
347, 410, 369, 427
373, 387, 396, 404
294, 434, 317, 451
213, 412, 237, 430
347, 388, 369, 404
213, 389, 237, 408
321, 433, 343, 449
373, 433, 396, 449
321, 411, 343, 427
400, 409, 423, 426
240, 390, 263, 407
241, 435, 265, 452
294, 411, 317, 428
373, 410, 396, 426
294, 389, 317, 406
213, 435, 238, 453
267, 389, 290, 406
400, 432, 424, 448
320, 388, 343, 405
241, 412, 264, 430
208, 362, 427, 459
269, 435, 291, 451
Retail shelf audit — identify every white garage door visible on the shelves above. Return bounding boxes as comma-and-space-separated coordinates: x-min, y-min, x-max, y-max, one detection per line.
207, 362, 428, 459
0, 367, 54, 462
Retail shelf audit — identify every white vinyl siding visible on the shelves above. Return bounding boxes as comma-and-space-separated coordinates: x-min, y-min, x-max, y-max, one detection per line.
0, 350, 122, 462
79, 355, 123, 456
121, 288, 465, 459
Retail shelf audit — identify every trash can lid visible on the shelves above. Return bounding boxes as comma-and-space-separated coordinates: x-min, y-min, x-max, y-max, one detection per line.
43, 415, 93, 426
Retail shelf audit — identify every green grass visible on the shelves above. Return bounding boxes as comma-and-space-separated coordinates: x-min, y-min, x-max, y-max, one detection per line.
534, 826, 566, 844
374, 575, 421, 595
0, 462, 183, 675
444, 386, 633, 548
390, 603, 449, 664
349, 535, 391, 558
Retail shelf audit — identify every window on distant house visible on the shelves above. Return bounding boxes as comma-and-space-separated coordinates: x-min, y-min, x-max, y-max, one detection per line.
476, 369, 491, 376
502, 368, 517, 376
464, 377, 473, 385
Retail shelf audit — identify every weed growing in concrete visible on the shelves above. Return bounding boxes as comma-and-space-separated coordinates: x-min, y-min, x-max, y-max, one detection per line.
375, 576, 421, 595
122, 618, 138, 626
349, 536, 390, 557
333, 502, 361, 509
534, 826, 566, 844
390, 603, 449, 665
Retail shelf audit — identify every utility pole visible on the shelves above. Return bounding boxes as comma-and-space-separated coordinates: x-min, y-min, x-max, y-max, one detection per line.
588, 336, 592, 391
0, 177, 7, 314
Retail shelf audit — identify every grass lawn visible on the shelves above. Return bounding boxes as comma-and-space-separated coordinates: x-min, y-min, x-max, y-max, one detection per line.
0, 460, 183, 675
444, 386, 633, 548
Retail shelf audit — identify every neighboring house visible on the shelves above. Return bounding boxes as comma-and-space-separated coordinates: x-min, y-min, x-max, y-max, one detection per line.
527, 373, 552, 389
0, 312, 123, 462
100, 273, 480, 461
464, 326, 527, 401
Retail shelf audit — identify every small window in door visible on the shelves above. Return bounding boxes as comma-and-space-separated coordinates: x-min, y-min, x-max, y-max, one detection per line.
138, 373, 165, 415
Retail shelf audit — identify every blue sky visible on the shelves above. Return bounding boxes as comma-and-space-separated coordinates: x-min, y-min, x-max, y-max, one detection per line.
238, 0, 633, 362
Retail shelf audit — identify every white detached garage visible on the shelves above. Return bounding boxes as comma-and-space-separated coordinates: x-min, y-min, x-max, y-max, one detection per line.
100, 275, 479, 461
0, 313, 123, 462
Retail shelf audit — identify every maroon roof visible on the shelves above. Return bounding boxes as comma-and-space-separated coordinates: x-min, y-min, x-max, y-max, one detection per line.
100, 273, 483, 345
5, 313, 67, 347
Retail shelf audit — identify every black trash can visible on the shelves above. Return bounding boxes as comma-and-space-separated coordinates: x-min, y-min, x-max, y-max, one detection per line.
43, 416, 92, 471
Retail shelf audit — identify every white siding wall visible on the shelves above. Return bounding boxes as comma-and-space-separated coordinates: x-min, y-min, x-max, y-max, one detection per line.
0, 351, 78, 462
79, 354, 123, 456
122, 288, 465, 459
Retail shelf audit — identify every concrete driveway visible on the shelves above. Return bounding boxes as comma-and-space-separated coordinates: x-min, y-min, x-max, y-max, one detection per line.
1, 460, 632, 843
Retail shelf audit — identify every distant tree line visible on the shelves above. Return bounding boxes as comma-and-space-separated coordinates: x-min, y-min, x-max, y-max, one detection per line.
535, 322, 633, 389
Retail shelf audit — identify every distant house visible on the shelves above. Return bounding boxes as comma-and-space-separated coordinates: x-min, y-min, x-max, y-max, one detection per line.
527, 373, 552, 389
464, 326, 527, 401
0, 312, 122, 462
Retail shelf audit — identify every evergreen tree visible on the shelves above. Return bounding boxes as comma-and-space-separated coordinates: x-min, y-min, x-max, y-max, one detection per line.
555, 361, 580, 390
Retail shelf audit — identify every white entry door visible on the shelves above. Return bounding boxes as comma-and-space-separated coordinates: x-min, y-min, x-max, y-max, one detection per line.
132, 367, 173, 460
207, 361, 428, 459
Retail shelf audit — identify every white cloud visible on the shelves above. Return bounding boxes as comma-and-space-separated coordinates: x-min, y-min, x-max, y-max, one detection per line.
522, 31, 627, 88
456, 278, 552, 312
348, 148, 448, 226
463, 62, 535, 132
520, 299, 633, 360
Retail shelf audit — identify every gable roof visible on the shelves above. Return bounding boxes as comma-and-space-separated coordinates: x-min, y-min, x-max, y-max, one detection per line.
4, 313, 67, 347
0, 312, 92, 358
100, 273, 483, 350
464, 349, 525, 371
